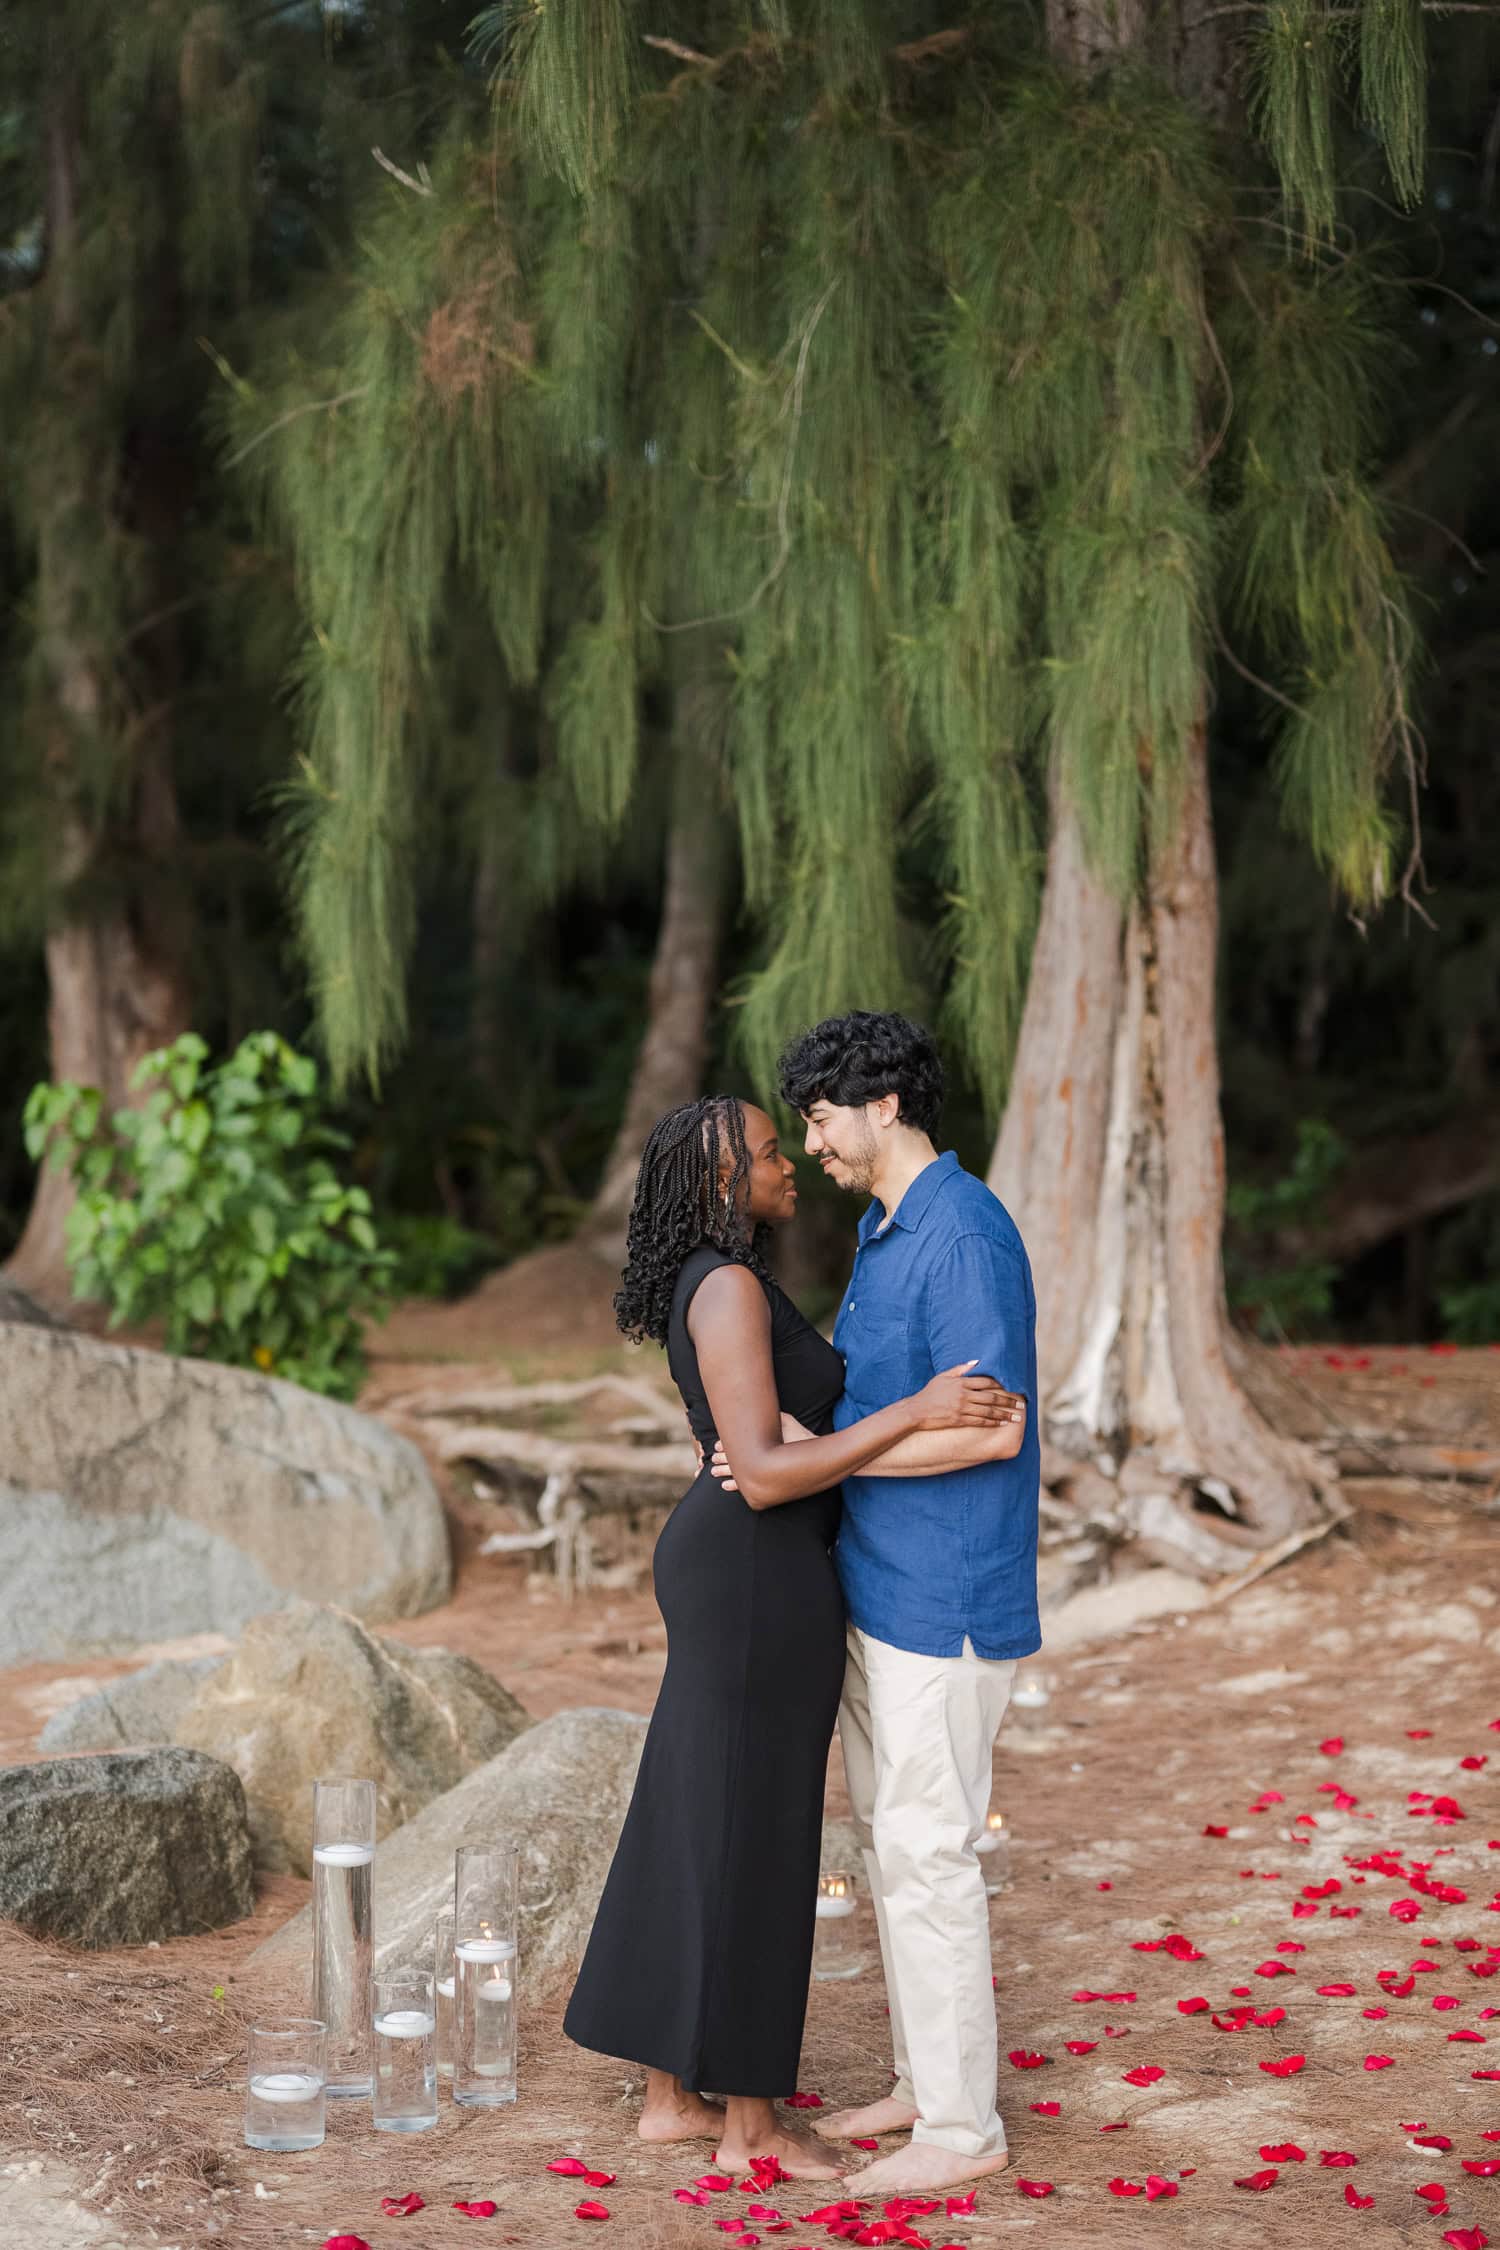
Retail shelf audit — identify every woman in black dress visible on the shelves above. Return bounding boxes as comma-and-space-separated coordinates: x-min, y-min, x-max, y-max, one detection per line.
564, 1094, 1012, 2178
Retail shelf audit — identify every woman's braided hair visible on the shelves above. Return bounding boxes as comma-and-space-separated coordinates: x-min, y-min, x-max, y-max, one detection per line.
614, 1095, 772, 1346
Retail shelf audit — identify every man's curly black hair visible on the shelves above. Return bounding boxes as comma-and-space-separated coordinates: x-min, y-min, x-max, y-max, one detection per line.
614, 1095, 773, 1347
778, 1010, 945, 1136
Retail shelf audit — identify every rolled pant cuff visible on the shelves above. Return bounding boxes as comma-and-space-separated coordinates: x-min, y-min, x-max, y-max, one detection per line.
911, 2122, 1008, 2159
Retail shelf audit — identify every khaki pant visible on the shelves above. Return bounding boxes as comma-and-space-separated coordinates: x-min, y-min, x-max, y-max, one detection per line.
839, 1624, 1016, 2157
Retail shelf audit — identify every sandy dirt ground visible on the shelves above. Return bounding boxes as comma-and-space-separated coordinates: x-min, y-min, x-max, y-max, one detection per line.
2, 1312, 1498, 2250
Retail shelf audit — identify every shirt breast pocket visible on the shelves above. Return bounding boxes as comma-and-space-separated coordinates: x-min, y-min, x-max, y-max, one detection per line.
846, 1311, 925, 1405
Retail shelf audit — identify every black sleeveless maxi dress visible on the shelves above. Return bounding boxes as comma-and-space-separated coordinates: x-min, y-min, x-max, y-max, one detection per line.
564, 1244, 847, 2096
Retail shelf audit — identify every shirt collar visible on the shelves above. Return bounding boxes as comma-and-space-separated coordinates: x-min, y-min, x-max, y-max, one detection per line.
858, 1148, 960, 1242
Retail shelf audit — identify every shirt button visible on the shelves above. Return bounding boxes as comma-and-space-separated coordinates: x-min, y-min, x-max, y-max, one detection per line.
848, 1300, 855, 1311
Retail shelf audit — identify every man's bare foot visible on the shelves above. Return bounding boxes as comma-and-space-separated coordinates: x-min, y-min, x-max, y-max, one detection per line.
638, 2089, 726, 2143
843, 2142, 1010, 2194
714, 2124, 842, 2181
813, 2095, 919, 2142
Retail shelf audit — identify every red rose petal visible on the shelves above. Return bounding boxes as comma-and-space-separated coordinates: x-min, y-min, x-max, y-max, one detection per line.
1463, 1756, 1489, 1771
1177, 1997, 1210, 2014
1363, 2054, 1395, 2070
1409, 1729, 1434, 1739
785, 2092, 824, 2109
453, 2204, 500, 2220
1320, 1738, 1344, 1756
1122, 2065, 1165, 2086
1016, 2181, 1054, 2199
1474, 2069, 1500, 2079
1316, 1984, 1357, 1997
1203, 1825, 1229, 1837
1345, 2185, 1375, 2209
696, 2176, 737, 2192
1064, 2040, 1097, 2055
1320, 2151, 1358, 2166
1441, 2230, 1489, 2250
323, 2239, 373, 2250
851, 2139, 880, 2151
1450, 2030, 1488, 2043
1261, 2144, 1306, 2162
1463, 2159, 1500, 2177
1234, 2169, 1279, 2191
943, 2194, 976, 2217
584, 2172, 616, 2189
381, 2197, 426, 2218
1108, 2180, 1143, 2198
1259, 2055, 1306, 2076
1412, 2135, 1455, 2150
1100, 2121, 1130, 2131
675, 2190, 711, 2206
575, 2203, 611, 2222
1006, 2050, 1050, 2069
1144, 2176, 1178, 2202
1028, 2103, 1059, 2116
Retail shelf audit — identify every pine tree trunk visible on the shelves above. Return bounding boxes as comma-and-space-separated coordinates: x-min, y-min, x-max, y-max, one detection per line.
990, 734, 1335, 1567
4, 66, 190, 1305
586, 642, 732, 1247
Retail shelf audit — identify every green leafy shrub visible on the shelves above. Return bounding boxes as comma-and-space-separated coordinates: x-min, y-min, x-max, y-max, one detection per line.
381, 1212, 503, 1300
1226, 1118, 1347, 1338
23, 1032, 393, 1399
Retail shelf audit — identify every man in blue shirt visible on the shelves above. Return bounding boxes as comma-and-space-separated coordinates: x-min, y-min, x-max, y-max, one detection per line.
782, 1011, 1040, 2195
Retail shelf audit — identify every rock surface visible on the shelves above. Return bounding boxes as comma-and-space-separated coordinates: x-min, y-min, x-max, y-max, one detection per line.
0, 1326, 450, 1667
175, 1603, 531, 1874
0, 1748, 255, 1946
0, 1283, 63, 1328
252, 1705, 648, 1988
38, 1656, 224, 1756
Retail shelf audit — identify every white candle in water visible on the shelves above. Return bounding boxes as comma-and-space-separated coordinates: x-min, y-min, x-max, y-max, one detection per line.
252, 2071, 322, 2103
456, 1939, 515, 1962
815, 1897, 855, 1920
312, 1842, 374, 1867
436, 1976, 456, 1999
476, 1979, 513, 2002
374, 2009, 434, 2040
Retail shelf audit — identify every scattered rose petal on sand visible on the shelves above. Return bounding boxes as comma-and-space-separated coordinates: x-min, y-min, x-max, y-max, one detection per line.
1007, 2050, 1051, 2069
1259, 2055, 1307, 2076
675, 2190, 711, 2206
1320, 2152, 1358, 2166
1233, 2170, 1279, 2191
1028, 2104, 1060, 2117
584, 2172, 616, 2188
1100, 2122, 1130, 2132
1122, 2066, 1165, 2086
1108, 2181, 1143, 2198
1261, 2144, 1307, 2162
323, 2239, 372, 2250
1144, 2176, 1178, 2201
1462, 2159, 1500, 2177
851, 2140, 880, 2151
944, 2194, 977, 2217
1364, 2055, 1397, 2070
1317, 1984, 1358, 1997
380, 2196, 426, 2218
1441, 2231, 1489, 2250
1412, 2135, 1455, 2151
574, 2202, 610, 2221
785, 2093, 824, 2109
1065, 2040, 1098, 2055
549, 2162, 591, 2178
1177, 1998, 1210, 2014
1320, 1739, 1344, 1756
1345, 2186, 1375, 2209
1016, 2181, 1054, 2198
1204, 1825, 1228, 1838
453, 2204, 500, 2220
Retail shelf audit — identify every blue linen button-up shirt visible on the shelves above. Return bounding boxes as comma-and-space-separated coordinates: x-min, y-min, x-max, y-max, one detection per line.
831, 1149, 1041, 1660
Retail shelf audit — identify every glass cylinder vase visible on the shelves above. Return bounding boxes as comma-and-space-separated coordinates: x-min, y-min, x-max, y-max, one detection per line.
453, 1843, 519, 2107
372, 1970, 438, 2133
813, 1869, 866, 1981
244, 2017, 326, 2152
975, 1809, 1012, 1897
311, 1776, 376, 2097
433, 1907, 456, 2080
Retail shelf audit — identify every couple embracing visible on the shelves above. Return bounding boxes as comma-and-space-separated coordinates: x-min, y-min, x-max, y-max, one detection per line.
565, 1011, 1041, 2195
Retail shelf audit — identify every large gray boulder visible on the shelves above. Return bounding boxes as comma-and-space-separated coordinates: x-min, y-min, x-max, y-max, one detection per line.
0, 1326, 450, 1667
253, 1705, 648, 1989
39, 1655, 224, 1755
0, 1282, 63, 1327
174, 1603, 531, 1874
0, 1748, 255, 1946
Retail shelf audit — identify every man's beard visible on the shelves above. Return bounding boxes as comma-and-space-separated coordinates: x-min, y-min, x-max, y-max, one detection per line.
828, 1116, 878, 1194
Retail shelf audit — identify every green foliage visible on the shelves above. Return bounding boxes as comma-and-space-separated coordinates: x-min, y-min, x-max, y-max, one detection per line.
23, 1032, 393, 1398
380, 1212, 502, 1300
1438, 1281, 1500, 1346
1226, 1118, 1349, 1337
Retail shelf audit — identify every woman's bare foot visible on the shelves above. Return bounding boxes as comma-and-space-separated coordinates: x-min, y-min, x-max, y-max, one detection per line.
843, 2142, 1010, 2194
813, 2094, 919, 2142
714, 2123, 842, 2182
638, 2070, 726, 2143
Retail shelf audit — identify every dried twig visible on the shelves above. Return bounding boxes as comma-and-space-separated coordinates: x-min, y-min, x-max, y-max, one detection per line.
372, 145, 433, 197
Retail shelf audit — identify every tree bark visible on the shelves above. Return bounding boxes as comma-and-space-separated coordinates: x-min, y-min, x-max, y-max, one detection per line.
4, 57, 190, 1305
990, 739, 1334, 1564
585, 639, 733, 1248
